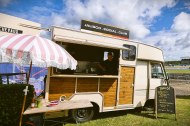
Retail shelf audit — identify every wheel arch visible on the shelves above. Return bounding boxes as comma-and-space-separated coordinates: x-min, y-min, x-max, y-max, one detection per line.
69, 92, 104, 112
143, 99, 155, 111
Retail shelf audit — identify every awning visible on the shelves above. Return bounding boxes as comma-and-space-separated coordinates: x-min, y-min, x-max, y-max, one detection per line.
54, 35, 130, 50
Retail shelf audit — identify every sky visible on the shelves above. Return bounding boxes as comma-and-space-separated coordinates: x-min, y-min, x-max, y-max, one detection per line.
0, 0, 190, 61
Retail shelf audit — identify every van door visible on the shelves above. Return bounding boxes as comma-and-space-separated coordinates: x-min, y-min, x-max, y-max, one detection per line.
119, 66, 135, 105
148, 62, 166, 99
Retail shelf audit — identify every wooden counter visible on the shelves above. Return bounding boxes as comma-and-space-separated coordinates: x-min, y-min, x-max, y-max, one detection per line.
23, 100, 93, 115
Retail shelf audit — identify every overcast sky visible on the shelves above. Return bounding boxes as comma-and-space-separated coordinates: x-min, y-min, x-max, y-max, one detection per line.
0, 0, 190, 61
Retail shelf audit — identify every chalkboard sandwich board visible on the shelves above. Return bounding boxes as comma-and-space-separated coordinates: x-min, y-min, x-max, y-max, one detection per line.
155, 86, 177, 120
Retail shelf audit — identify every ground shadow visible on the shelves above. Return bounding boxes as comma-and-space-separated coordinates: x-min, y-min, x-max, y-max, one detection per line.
176, 95, 190, 99
94, 109, 128, 120
130, 111, 169, 120
44, 117, 74, 126
131, 112, 156, 119
44, 110, 129, 126
94, 109, 162, 120
43, 107, 179, 126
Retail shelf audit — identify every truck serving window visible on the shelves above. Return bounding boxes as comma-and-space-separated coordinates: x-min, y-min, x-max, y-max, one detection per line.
151, 63, 164, 79
122, 45, 136, 61
53, 42, 119, 75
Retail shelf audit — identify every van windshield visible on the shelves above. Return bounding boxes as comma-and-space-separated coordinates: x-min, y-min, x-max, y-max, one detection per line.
151, 63, 164, 79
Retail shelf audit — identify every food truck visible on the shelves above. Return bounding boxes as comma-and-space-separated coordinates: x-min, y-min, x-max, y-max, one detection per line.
44, 25, 168, 122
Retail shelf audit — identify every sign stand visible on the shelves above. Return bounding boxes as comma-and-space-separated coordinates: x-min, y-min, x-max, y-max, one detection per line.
155, 86, 177, 120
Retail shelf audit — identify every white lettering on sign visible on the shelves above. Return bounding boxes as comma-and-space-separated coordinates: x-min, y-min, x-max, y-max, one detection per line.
84, 24, 101, 30
118, 31, 128, 36
103, 27, 117, 33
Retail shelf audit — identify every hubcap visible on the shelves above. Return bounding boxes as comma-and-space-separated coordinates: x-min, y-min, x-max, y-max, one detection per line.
77, 109, 89, 118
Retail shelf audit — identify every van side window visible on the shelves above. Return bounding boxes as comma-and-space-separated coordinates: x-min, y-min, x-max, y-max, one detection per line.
151, 63, 164, 78
122, 45, 136, 61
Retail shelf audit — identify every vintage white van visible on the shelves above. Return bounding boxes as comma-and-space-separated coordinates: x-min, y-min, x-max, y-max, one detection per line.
45, 26, 168, 122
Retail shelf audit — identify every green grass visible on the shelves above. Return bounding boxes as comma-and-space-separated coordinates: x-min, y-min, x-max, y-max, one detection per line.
63, 96, 190, 126
166, 69, 190, 74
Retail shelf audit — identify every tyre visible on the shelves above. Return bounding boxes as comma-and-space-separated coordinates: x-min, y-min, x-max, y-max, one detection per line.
70, 107, 94, 123
143, 99, 155, 111
134, 107, 142, 113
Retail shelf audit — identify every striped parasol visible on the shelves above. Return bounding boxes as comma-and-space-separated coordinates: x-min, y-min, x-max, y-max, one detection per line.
0, 34, 77, 83
0, 34, 78, 126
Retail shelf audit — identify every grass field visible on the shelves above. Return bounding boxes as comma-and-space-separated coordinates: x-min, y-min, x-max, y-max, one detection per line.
60, 96, 190, 126
166, 69, 190, 74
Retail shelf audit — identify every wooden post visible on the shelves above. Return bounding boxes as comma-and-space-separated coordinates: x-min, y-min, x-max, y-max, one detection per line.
6, 76, 9, 84
0, 75, 2, 84
174, 89, 177, 121
155, 88, 157, 119
19, 86, 29, 126
27, 61, 32, 84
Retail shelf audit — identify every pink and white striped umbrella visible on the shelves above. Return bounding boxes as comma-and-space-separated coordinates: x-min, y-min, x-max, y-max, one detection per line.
0, 34, 77, 70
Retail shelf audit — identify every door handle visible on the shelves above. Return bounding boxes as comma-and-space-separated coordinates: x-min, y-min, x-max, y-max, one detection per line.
130, 83, 134, 88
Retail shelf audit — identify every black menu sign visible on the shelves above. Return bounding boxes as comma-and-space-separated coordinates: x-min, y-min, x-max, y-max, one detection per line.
81, 20, 129, 39
155, 86, 176, 120
0, 26, 23, 34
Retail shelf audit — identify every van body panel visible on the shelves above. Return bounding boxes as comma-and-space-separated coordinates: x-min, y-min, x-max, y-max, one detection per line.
148, 62, 167, 99
137, 44, 164, 62
70, 93, 103, 112
133, 61, 148, 107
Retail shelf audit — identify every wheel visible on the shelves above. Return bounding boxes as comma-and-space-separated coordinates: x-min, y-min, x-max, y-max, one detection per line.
134, 107, 142, 113
70, 107, 94, 123
143, 99, 155, 111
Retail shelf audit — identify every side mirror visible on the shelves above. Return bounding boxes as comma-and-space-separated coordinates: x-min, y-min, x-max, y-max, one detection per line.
165, 73, 169, 80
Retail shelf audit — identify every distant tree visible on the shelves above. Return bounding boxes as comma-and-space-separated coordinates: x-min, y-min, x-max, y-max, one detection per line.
164, 61, 181, 66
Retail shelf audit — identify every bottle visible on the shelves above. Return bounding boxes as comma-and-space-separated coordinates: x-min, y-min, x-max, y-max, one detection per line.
31, 92, 36, 108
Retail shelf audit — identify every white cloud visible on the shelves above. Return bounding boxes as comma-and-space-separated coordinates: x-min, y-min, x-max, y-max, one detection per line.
144, 31, 189, 61
61, 0, 176, 39
51, 13, 67, 26
19, 0, 176, 39
0, 0, 13, 7
184, 1, 190, 10
171, 12, 190, 32
144, 12, 190, 61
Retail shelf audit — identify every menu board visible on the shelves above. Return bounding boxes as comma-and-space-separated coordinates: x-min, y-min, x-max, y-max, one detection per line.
156, 86, 176, 114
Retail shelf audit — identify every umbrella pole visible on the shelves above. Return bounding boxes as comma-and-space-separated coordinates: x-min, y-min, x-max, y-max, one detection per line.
27, 61, 32, 84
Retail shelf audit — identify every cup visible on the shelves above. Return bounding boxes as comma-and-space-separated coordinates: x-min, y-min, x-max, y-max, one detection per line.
36, 98, 42, 108
31, 103, 35, 108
